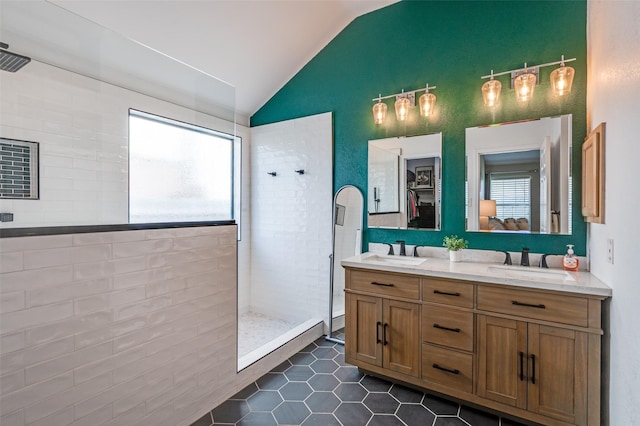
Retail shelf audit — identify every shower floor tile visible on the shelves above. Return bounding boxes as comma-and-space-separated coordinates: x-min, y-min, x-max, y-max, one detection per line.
238, 311, 300, 358
193, 335, 540, 426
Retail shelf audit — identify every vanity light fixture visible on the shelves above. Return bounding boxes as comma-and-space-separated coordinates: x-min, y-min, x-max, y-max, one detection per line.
550, 55, 575, 96
481, 71, 502, 107
513, 64, 537, 103
419, 84, 437, 117
481, 55, 576, 106
372, 95, 387, 125
395, 90, 412, 121
371, 84, 437, 125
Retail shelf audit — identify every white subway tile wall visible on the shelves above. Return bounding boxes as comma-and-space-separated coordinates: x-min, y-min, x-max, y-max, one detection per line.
0, 226, 237, 426
0, 55, 256, 375
249, 113, 333, 325
0, 60, 238, 228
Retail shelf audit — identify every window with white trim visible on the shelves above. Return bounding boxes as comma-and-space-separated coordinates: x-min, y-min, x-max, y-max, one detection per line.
129, 110, 235, 224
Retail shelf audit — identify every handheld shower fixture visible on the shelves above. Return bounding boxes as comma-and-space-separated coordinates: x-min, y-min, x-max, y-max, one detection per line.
0, 42, 31, 72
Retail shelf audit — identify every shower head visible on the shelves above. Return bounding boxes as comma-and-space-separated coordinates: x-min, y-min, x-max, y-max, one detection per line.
0, 42, 31, 72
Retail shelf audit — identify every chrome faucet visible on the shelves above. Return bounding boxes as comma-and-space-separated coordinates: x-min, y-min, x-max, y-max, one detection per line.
396, 240, 406, 256
520, 248, 530, 267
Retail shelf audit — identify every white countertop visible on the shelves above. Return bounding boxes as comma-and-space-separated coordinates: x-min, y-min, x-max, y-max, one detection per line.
341, 252, 612, 298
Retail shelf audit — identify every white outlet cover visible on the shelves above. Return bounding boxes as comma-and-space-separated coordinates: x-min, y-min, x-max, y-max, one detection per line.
607, 238, 614, 264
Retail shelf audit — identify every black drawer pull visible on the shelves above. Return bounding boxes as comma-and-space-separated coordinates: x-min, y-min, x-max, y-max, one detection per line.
433, 323, 461, 333
512, 300, 546, 309
376, 321, 382, 344
371, 281, 395, 287
531, 354, 536, 384
432, 364, 460, 375
433, 290, 460, 297
383, 323, 389, 346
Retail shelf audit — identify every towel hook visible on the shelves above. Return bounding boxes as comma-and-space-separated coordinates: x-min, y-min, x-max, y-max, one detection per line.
267, 172, 277, 177
294, 169, 305, 175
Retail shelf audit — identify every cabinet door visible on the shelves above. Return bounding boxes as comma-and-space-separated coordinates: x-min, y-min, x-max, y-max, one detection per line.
346, 293, 382, 367
582, 123, 605, 223
383, 299, 420, 377
477, 315, 527, 409
527, 324, 588, 424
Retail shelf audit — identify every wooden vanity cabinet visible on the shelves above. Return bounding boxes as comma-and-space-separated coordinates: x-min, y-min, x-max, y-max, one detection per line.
477, 316, 588, 424
421, 278, 475, 394
477, 285, 595, 425
345, 270, 421, 378
344, 267, 606, 426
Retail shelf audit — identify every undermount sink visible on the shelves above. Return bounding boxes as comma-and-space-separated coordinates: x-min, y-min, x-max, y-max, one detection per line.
362, 254, 427, 266
487, 265, 575, 282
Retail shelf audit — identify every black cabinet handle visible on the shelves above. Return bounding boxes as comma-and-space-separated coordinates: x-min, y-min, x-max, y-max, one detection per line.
531, 354, 536, 384
383, 323, 389, 346
519, 351, 525, 381
432, 364, 460, 375
371, 281, 395, 287
512, 301, 546, 309
433, 323, 461, 333
376, 321, 382, 344
433, 290, 460, 297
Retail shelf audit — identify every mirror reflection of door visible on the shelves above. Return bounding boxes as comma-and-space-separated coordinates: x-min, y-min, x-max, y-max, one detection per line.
540, 136, 552, 233
406, 157, 440, 229
368, 133, 442, 230
367, 146, 399, 213
328, 185, 363, 344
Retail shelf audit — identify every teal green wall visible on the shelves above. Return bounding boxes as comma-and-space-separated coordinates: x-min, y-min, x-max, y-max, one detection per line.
251, 0, 587, 255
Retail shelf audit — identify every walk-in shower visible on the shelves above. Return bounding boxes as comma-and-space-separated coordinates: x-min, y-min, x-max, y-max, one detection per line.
238, 112, 333, 370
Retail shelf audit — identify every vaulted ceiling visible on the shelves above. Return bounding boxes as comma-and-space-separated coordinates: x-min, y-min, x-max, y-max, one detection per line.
48, 0, 399, 124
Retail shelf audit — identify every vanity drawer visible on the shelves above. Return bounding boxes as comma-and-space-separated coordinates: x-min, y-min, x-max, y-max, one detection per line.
422, 305, 474, 352
422, 279, 474, 308
349, 270, 420, 300
422, 344, 473, 394
477, 285, 589, 327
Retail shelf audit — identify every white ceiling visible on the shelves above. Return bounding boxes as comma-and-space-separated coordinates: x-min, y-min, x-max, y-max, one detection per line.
48, 0, 399, 124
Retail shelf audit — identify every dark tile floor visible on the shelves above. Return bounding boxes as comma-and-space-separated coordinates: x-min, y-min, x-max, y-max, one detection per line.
192, 334, 536, 426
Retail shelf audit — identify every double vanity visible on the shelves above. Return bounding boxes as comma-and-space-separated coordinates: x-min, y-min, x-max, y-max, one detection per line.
342, 253, 611, 426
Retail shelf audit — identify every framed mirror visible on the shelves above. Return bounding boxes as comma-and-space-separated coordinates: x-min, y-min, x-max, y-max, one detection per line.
465, 115, 572, 234
368, 133, 442, 230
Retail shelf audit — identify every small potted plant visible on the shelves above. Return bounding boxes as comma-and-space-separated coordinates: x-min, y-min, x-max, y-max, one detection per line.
443, 235, 468, 262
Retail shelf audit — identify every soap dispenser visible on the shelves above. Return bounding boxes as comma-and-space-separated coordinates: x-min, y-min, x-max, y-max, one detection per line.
562, 244, 579, 271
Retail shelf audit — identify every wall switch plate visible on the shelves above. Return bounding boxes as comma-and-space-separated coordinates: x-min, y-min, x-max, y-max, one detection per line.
607, 238, 614, 264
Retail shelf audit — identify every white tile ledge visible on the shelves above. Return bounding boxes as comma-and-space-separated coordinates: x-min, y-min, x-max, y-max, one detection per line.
238, 318, 323, 371
342, 252, 612, 298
